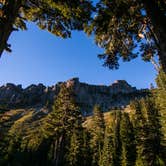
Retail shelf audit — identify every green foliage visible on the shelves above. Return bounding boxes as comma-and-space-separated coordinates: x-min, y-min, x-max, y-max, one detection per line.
85, 0, 166, 70
43, 83, 80, 138
0, 0, 93, 56
112, 111, 122, 166
42, 83, 82, 165
90, 105, 105, 166
99, 127, 113, 166
132, 98, 164, 166
155, 69, 166, 164
156, 70, 166, 143
66, 127, 84, 166
22, 0, 93, 38
85, 0, 141, 69
120, 113, 136, 166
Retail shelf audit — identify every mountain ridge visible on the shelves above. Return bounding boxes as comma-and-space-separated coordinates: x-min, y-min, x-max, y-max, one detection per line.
0, 78, 149, 115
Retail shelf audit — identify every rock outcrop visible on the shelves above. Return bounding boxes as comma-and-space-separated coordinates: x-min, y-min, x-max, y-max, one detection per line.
0, 78, 149, 115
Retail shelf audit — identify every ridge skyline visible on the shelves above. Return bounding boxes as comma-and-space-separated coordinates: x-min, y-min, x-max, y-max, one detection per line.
0, 77, 147, 90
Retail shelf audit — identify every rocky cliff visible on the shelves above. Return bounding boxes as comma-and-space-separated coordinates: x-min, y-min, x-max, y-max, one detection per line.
0, 78, 149, 115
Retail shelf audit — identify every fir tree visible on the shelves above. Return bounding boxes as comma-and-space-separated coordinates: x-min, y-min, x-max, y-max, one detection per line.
66, 127, 83, 166
43, 83, 81, 166
156, 70, 166, 146
145, 97, 165, 165
130, 100, 146, 166
99, 127, 114, 166
155, 69, 166, 164
90, 105, 105, 166
132, 98, 164, 166
112, 111, 122, 166
120, 112, 136, 166
81, 129, 92, 166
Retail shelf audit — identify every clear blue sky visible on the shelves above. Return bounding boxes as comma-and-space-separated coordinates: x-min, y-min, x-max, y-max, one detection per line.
0, 23, 157, 89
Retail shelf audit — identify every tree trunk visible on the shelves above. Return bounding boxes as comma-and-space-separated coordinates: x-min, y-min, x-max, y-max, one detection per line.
53, 135, 65, 166
0, 0, 22, 57
144, 0, 166, 72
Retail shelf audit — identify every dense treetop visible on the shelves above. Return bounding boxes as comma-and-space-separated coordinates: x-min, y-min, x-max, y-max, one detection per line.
0, 0, 93, 55
85, 0, 166, 71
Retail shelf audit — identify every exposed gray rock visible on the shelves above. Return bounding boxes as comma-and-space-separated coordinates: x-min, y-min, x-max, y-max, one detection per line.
0, 78, 149, 115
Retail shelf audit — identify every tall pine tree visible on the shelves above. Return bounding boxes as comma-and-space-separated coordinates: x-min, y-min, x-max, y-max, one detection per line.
43, 83, 81, 166
112, 111, 122, 166
132, 98, 164, 166
120, 112, 136, 166
99, 126, 114, 166
156, 70, 166, 146
90, 105, 105, 166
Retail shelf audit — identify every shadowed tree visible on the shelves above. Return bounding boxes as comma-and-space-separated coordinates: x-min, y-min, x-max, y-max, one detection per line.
112, 111, 122, 166
131, 98, 164, 166
85, 0, 166, 72
120, 112, 136, 166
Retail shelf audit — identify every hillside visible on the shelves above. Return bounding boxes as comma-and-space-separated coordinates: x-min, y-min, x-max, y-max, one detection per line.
83, 106, 134, 128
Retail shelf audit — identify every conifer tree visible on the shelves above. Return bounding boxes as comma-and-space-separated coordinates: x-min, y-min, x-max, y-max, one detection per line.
112, 111, 122, 166
154, 69, 166, 164
120, 112, 136, 166
90, 105, 105, 166
99, 127, 114, 166
130, 100, 146, 166
66, 127, 83, 166
156, 70, 166, 146
81, 129, 92, 166
132, 98, 164, 166
43, 83, 81, 166
145, 97, 165, 165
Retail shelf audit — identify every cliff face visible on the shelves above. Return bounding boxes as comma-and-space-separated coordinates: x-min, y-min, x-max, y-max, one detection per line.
0, 78, 148, 115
